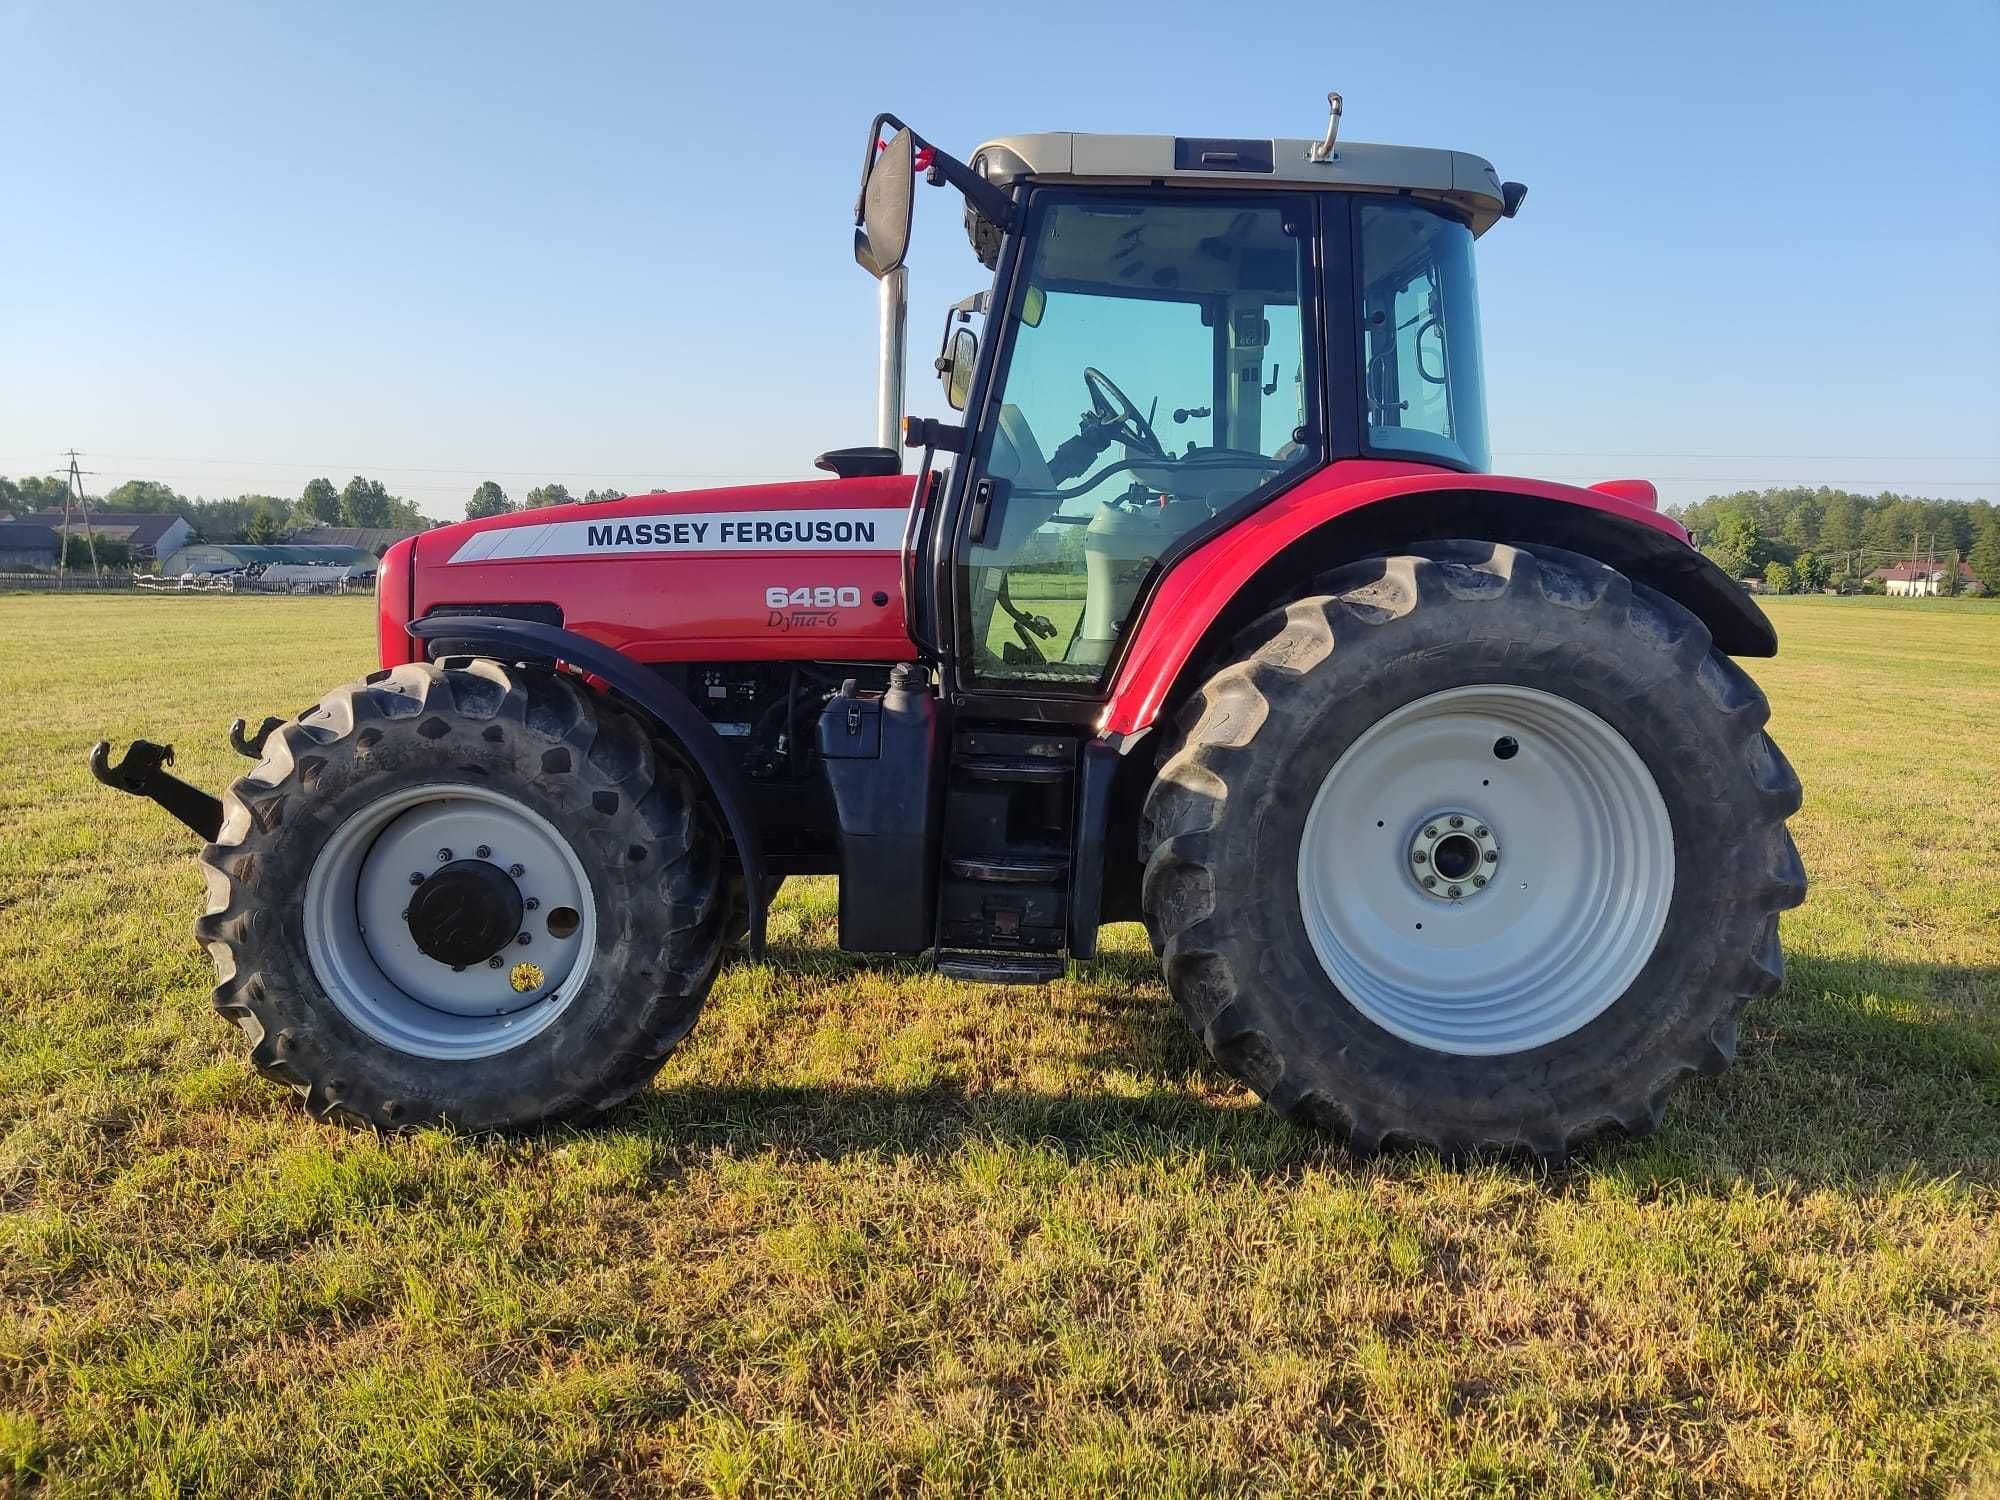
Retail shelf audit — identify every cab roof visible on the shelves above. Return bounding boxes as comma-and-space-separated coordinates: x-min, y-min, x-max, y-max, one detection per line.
970, 133, 1510, 234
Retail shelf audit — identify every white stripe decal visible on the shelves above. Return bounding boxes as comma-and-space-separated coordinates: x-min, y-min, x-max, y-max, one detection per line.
447, 507, 908, 564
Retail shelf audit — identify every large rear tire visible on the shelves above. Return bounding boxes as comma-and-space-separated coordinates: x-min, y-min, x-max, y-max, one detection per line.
1140, 541, 1805, 1159
195, 660, 727, 1131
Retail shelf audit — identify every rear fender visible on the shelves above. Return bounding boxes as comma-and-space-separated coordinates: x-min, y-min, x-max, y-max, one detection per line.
406, 615, 768, 956
1102, 469, 1774, 738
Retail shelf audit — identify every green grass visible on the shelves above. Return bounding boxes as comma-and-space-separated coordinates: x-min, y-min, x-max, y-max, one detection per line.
1, 593, 1996, 1496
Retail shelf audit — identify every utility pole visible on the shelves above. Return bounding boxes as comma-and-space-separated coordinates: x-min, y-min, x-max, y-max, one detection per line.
58, 449, 101, 587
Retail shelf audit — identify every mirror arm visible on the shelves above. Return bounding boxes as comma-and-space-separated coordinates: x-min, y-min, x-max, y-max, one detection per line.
917, 141, 1015, 231
856, 114, 1012, 231
856, 113, 1013, 234
903, 416, 966, 454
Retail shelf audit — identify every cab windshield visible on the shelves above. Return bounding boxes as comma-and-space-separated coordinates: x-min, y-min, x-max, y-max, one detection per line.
963, 192, 1315, 685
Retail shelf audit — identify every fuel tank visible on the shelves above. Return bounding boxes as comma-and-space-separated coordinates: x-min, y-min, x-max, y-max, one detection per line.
402, 475, 920, 664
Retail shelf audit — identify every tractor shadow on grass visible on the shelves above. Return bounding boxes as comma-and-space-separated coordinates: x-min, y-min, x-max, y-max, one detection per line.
637, 947, 1998, 1195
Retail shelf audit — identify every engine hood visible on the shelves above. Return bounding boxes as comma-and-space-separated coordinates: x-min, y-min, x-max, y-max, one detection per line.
425, 474, 916, 563
409, 473, 919, 664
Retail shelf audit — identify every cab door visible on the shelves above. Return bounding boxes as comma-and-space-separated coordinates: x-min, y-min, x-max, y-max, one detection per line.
944, 189, 1325, 706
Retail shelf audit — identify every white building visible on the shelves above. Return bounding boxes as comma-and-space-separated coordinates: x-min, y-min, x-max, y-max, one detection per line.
1870, 560, 1975, 597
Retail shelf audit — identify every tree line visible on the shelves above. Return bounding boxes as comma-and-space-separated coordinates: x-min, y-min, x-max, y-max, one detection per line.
0, 473, 431, 548
464, 482, 628, 519
1665, 488, 1998, 595
0, 473, 635, 553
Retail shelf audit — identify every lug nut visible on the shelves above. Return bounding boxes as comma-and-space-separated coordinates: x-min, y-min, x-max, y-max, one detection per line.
400, 908, 410, 920
1473, 875, 1487, 887
408, 872, 424, 886
1424, 825, 1438, 839
488, 956, 503, 969
1422, 876, 1437, 889
1449, 815, 1464, 828
516, 933, 531, 946
1475, 826, 1488, 838
524, 897, 540, 911
1447, 884, 1462, 898
509, 863, 525, 878
476, 844, 491, 859
437, 847, 453, 862
1412, 850, 1427, 864
1485, 850, 1499, 863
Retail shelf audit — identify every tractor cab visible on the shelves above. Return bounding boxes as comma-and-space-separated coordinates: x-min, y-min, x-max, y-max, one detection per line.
854, 103, 1522, 696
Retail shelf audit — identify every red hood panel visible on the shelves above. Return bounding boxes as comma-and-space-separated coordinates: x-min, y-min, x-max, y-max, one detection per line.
411, 474, 919, 663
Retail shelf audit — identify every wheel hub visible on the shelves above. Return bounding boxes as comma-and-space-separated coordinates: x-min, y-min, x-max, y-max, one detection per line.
303, 784, 597, 1060
1407, 811, 1499, 900
406, 858, 524, 967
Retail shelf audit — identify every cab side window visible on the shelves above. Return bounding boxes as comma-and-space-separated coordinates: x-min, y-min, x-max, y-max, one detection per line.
1358, 201, 1491, 472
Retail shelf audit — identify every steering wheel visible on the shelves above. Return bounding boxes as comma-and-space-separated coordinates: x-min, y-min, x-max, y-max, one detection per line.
1081, 366, 1167, 462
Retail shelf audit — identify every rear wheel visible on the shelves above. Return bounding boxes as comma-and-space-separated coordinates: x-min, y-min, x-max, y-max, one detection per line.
1140, 541, 1805, 1159
196, 660, 728, 1130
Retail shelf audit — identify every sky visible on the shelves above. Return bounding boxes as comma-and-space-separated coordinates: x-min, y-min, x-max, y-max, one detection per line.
3, 0, 1995, 519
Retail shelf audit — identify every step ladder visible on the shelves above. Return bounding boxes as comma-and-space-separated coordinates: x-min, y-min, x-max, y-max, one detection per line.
933, 729, 1076, 985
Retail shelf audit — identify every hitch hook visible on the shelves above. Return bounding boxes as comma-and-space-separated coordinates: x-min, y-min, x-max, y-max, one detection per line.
89, 739, 225, 842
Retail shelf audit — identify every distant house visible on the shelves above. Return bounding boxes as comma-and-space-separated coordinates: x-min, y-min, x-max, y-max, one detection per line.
0, 522, 61, 570
161, 542, 379, 578
1869, 560, 1975, 597
24, 510, 192, 562
287, 525, 422, 557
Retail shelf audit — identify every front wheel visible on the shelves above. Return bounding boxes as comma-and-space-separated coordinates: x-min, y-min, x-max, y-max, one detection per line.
196, 660, 728, 1131
1140, 541, 1805, 1159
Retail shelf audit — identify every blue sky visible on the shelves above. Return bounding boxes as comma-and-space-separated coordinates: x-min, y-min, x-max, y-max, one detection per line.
3, 0, 1994, 518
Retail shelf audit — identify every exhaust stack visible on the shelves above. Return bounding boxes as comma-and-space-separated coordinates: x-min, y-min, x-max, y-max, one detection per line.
876, 266, 907, 459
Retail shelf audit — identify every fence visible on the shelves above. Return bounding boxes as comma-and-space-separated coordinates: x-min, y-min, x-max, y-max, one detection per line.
0, 571, 143, 593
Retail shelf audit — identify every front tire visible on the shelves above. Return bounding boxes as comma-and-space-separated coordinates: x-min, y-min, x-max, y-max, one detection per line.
196, 660, 728, 1131
1140, 541, 1805, 1159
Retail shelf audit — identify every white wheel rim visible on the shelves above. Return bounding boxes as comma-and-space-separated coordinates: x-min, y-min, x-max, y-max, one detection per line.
304, 783, 597, 1061
1296, 684, 1674, 1056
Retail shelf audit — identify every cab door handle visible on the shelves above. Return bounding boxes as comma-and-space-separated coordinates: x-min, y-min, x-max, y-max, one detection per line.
967, 476, 1005, 545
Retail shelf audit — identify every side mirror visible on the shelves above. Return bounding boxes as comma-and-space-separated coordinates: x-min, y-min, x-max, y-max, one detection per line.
1021, 286, 1046, 327
940, 327, 977, 410
855, 127, 915, 277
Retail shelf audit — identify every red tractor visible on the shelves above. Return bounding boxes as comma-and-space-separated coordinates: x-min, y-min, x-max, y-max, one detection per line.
96, 99, 1803, 1157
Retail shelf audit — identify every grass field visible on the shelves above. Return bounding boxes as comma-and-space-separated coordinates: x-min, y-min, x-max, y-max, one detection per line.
1, 593, 1995, 1496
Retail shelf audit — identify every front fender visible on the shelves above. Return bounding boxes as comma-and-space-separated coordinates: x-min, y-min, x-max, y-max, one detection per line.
407, 615, 768, 957
1102, 463, 1774, 738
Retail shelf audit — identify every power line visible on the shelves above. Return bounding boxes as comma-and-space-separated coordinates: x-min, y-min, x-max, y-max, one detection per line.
8, 449, 1991, 487
23, 465, 1997, 495
62, 471, 798, 503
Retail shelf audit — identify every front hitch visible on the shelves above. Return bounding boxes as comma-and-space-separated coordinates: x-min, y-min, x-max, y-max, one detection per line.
88, 739, 224, 842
